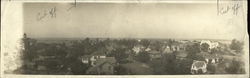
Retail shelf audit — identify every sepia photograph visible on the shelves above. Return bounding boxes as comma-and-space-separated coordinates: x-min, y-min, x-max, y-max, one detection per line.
1, 0, 249, 77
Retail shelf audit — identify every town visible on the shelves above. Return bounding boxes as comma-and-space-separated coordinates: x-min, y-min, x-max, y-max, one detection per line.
16, 33, 245, 75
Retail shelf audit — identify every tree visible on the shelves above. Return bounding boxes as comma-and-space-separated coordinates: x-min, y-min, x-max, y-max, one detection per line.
150, 41, 163, 51
136, 51, 150, 63
174, 58, 193, 74
200, 43, 210, 52
140, 39, 150, 48
112, 48, 128, 63
162, 53, 176, 74
186, 43, 201, 60
167, 39, 176, 48
225, 58, 245, 74
230, 39, 244, 53
211, 48, 219, 54
114, 65, 129, 75
22, 33, 38, 61
69, 57, 90, 75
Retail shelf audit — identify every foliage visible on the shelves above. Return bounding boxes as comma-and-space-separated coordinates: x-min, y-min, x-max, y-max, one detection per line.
225, 59, 245, 74
230, 39, 244, 53
136, 51, 150, 63
150, 41, 163, 51
186, 43, 201, 60
200, 43, 210, 52
162, 53, 176, 74
140, 39, 150, 48
69, 58, 90, 75
173, 59, 193, 74
207, 64, 216, 74
114, 65, 129, 75
19, 34, 245, 75
22, 37, 37, 61
111, 48, 129, 63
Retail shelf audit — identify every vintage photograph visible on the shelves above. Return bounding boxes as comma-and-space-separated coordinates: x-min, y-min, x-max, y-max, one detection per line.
1, 1, 248, 76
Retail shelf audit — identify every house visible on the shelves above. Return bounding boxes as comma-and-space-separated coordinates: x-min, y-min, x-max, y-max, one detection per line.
89, 50, 107, 66
132, 45, 145, 54
196, 52, 222, 64
178, 44, 187, 51
79, 50, 108, 66
171, 45, 180, 51
191, 60, 207, 74
148, 50, 161, 60
86, 57, 116, 75
175, 51, 188, 60
162, 45, 172, 54
161, 42, 187, 54
80, 55, 91, 64
145, 47, 151, 52
168, 42, 187, 52
204, 54, 221, 64
200, 40, 219, 50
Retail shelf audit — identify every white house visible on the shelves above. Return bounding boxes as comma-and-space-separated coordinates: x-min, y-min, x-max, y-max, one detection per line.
200, 40, 219, 50
191, 60, 207, 74
132, 45, 145, 54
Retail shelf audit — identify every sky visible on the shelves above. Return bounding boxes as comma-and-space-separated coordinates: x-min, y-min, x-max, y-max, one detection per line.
23, 3, 247, 40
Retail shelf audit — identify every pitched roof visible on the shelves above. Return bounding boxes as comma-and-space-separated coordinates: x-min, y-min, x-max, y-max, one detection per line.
80, 55, 91, 59
148, 50, 160, 54
87, 57, 116, 72
93, 57, 116, 67
193, 61, 206, 68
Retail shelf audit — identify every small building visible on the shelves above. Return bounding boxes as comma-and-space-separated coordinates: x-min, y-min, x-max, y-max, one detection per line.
89, 50, 107, 66
132, 45, 146, 54
171, 45, 180, 51
80, 55, 91, 64
162, 45, 172, 54
175, 51, 188, 60
148, 50, 161, 60
191, 60, 207, 74
200, 40, 219, 50
196, 52, 222, 64
86, 57, 116, 75
145, 47, 151, 52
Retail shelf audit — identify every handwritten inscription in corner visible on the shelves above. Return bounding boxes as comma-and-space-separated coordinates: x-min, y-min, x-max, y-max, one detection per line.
37, 7, 56, 21
217, 0, 243, 15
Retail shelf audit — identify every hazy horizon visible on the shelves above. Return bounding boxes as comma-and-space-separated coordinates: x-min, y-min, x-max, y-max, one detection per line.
24, 3, 247, 41
31, 37, 232, 41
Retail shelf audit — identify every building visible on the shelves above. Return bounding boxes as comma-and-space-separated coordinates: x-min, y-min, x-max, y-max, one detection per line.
80, 55, 91, 64
148, 50, 162, 60
200, 40, 219, 50
86, 57, 116, 75
191, 60, 207, 74
171, 45, 180, 51
132, 45, 146, 54
162, 45, 172, 54
79, 49, 108, 66
196, 52, 222, 64
175, 51, 188, 60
